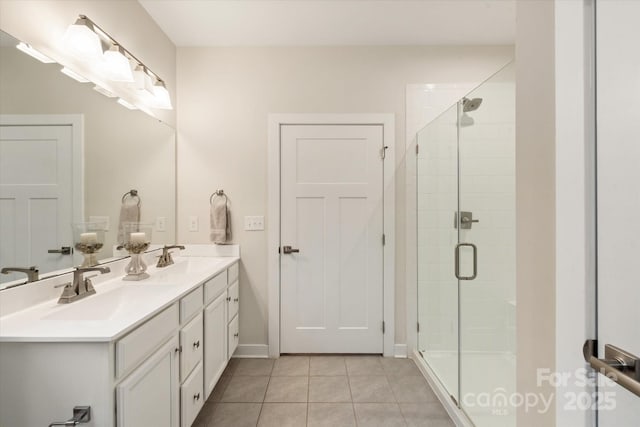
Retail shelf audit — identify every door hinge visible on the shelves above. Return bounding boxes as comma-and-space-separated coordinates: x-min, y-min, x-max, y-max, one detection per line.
382, 321, 386, 333
380, 145, 388, 160
417, 322, 420, 333
415, 144, 419, 155
382, 234, 386, 245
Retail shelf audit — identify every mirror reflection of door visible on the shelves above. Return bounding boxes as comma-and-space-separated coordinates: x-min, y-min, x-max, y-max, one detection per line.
0, 119, 79, 284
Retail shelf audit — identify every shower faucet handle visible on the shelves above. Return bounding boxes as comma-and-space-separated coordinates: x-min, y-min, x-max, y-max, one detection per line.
459, 211, 479, 229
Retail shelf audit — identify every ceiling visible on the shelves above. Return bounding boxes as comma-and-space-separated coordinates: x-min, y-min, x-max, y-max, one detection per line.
139, 0, 515, 47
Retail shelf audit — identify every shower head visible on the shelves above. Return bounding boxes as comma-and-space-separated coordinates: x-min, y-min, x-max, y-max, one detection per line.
459, 113, 474, 127
462, 97, 483, 112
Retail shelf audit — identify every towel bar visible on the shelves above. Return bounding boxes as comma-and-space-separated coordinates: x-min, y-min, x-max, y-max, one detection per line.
121, 189, 141, 206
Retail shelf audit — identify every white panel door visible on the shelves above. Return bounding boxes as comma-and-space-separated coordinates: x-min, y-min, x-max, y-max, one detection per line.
280, 124, 384, 353
0, 124, 74, 283
595, 0, 640, 423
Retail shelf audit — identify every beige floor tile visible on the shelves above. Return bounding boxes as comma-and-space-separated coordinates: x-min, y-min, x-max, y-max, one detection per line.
234, 358, 275, 376
353, 403, 407, 426
307, 403, 356, 427
400, 403, 455, 427
272, 356, 310, 376
345, 355, 384, 376
257, 403, 307, 427
207, 403, 262, 427
221, 375, 269, 402
380, 358, 422, 377
309, 376, 351, 402
208, 374, 232, 402
264, 376, 309, 402
349, 375, 395, 402
309, 356, 347, 376
388, 376, 438, 403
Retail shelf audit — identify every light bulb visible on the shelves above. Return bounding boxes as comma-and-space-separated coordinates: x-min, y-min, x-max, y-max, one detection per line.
16, 42, 55, 63
117, 98, 137, 110
63, 17, 103, 60
102, 45, 134, 82
61, 67, 90, 83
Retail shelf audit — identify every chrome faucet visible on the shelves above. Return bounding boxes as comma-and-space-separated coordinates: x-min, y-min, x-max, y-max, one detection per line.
1, 266, 39, 283
156, 245, 185, 268
57, 266, 110, 304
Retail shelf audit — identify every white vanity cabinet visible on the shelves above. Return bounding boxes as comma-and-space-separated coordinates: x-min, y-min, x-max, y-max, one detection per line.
0, 256, 240, 427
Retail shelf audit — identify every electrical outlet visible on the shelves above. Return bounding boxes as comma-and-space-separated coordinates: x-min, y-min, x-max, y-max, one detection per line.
244, 215, 265, 231
156, 216, 166, 232
89, 216, 110, 231
188, 216, 199, 232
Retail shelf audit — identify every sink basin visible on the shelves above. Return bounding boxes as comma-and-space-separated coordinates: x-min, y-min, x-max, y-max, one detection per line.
145, 257, 223, 283
42, 285, 169, 321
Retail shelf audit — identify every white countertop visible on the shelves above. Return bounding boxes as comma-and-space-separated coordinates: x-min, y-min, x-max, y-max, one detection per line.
0, 254, 238, 343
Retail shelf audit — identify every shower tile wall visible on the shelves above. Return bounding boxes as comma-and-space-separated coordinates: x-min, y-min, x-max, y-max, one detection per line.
417, 80, 515, 358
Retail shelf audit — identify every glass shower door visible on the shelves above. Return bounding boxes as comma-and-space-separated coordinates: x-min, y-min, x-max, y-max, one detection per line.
416, 104, 459, 402
458, 63, 516, 427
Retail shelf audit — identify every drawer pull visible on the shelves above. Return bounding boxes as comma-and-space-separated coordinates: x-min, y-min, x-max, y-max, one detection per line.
193, 393, 200, 401
193, 340, 200, 349
233, 297, 239, 302
234, 333, 239, 338
226, 296, 231, 302
175, 346, 182, 353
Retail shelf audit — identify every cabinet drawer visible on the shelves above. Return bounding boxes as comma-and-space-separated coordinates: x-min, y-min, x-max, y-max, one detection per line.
180, 361, 204, 427
180, 287, 203, 324
227, 281, 239, 322
180, 312, 203, 382
204, 271, 227, 305
116, 303, 179, 379
228, 314, 239, 359
227, 262, 238, 284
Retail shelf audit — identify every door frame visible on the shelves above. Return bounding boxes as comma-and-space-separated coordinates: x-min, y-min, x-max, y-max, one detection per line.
267, 114, 395, 358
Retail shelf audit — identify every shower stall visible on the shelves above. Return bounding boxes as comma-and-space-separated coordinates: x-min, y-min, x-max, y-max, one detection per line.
415, 62, 515, 427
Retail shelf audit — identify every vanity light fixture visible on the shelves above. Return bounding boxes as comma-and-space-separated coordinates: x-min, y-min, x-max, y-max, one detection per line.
117, 98, 137, 110
62, 14, 173, 111
61, 67, 90, 83
93, 85, 116, 98
63, 16, 104, 60
102, 45, 134, 82
15, 42, 55, 63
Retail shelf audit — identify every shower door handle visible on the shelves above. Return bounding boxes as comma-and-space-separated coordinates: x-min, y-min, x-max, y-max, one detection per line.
455, 243, 477, 280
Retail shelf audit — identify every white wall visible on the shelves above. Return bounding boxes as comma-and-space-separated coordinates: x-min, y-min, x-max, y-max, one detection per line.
176, 45, 514, 348
515, 1, 557, 425
0, 0, 176, 127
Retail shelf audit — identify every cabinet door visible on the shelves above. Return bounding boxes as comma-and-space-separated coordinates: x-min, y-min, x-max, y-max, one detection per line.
180, 312, 204, 382
181, 362, 204, 427
227, 281, 239, 321
204, 293, 227, 398
116, 336, 179, 427
228, 314, 239, 359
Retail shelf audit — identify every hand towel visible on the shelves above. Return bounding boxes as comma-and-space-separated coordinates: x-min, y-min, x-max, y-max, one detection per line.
210, 196, 230, 244
117, 202, 140, 244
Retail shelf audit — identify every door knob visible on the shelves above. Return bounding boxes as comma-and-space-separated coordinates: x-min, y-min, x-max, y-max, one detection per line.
282, 246, 300, 254
48, 246, 73, 255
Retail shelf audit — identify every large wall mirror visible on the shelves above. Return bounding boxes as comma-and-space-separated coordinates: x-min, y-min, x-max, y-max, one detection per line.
0, 29, 176, 287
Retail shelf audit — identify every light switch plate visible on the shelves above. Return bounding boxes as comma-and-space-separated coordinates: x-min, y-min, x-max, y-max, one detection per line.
156, 216, 166, 232
244, 216, 264, 231
89, 216, 110, 231
188, 216, 199, 232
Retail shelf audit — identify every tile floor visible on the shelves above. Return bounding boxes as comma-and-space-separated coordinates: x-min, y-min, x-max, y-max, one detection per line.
193, 355, 455, 427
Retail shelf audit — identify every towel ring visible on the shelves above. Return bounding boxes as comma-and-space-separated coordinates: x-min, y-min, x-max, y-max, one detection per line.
210, 189, 228, 205
122, 189, 141, 206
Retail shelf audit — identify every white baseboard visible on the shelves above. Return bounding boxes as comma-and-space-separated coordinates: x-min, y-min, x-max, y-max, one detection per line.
232, 344, 269, 358
394, 344, 408, 358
